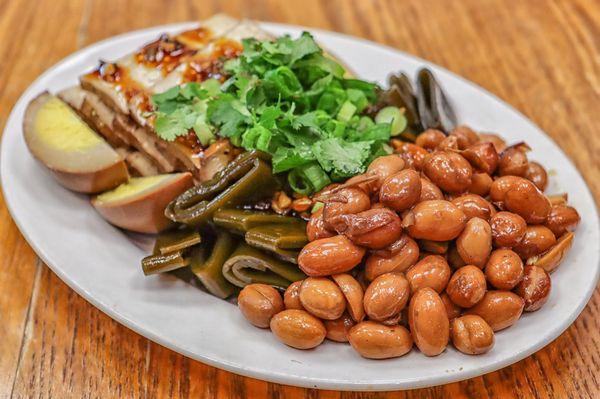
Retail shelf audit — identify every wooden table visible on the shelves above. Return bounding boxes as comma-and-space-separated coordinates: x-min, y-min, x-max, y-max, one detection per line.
1, 0, 598, 397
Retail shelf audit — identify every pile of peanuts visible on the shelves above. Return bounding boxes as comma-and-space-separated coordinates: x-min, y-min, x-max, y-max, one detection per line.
237, 125, 581, 359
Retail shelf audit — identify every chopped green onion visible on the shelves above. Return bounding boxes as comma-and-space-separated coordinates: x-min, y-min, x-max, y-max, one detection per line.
375, 106, 407, 136
337, 100, 357, 122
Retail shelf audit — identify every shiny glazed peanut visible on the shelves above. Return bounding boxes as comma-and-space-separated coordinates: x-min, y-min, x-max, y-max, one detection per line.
238, 284, 284, 328
489, 175, 523, 205
545, 205, 580, 237
504, 179, 551, 224
379, 169, 422, 211
441, 292, 462, 320
450, 125, 480, 149
322, 187, 370, 231
451, 315, 494, 355
423, 151, 473, 193
408, 288, 449, 356
456, 217, 492, 268
393, 142, 428, 170
270, 309, 326, 349
513, 226, 556, 259
332, 273, 365, 322
324, 312, 355, 342
420, 177, 444, 201
515, 265, 551, 311
461, 142, 499, 175
479, 132, 507, 152
447, 243, 466, 269
366, 154, 406, 190
485, 249, 524, 290
452, 194, 493, 221
339, 208, 403, 249
415, 129, 446, 150
419, 239, 449, 254
468, 173, 493, 196
404, 200, 467, 241
490, 211, 527, 248
363, 272, 410, 321
405, 255, 451, 294
365, 236, 420, 280
524, 161, 548, 191
466, 291, 524, 331
446, 265, 487, 308
348, 321, 413, 359
306, 207, 335, 241
299, 277, 346, 320
283, 280, 304, 310
498, 145, 529, 176
298, 235, 366, 277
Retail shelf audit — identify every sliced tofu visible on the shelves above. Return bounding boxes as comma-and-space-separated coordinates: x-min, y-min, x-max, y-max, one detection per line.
79, 14, 239, 116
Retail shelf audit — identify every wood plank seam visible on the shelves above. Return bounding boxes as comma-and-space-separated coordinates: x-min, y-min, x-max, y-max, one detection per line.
9, 260, 42, 399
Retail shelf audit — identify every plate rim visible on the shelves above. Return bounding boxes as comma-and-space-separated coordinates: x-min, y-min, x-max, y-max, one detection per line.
1, 21, 599, 391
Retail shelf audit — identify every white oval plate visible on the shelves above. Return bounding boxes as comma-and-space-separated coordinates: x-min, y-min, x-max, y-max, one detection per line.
1, 22, 599, 391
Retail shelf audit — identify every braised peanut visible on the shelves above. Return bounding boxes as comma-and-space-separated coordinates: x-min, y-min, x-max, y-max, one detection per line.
466, 291, 524, 331
283, 280, 304, 310
322, 187, 370, 231
479, 132, 507, 152
393, 142, 428, 170
447, 243, 466, 269
415, 129, 446, 150
450, 125, 480, 149
365, 236, 420, 280
513, 226, 556, 259
451, 315, 494, 355
490, 175, 523, 205
298, 235, 366, 277
270, 309, 326, 349
446, 265, 487, 308
408, 288, 449, 356
339, 208, 403, 249
324, 312, 355, 342
436, 135, 459, 151
366, 154, 406, 190
345, 173, 378, 195
379, 169, 421, 211
238, 284, 284, 328
456, 218, 492, 268
420, 177, 445, 201
364, 272, 411, 321
404, 200, 467, 241
332, 273, 365, 322
527, 232, 573, 273
441, 292, 462, 320
423, 151, 473, 193
299, 277, 346, 320
348, 321, 413, 359
504, 184, 551, 225
306, 207, 335, 241
524, 161, 548, 191
461, 142, 499, 175
468, 173, 493, 196
498, 144, 529, 176
490, 211, 527, 248
452, 194, 493, 221
485, 249, 524, 290
545, 205, 580, 237
419, 239, 449, 254
406, 255, 451, 294
515, 265, 551, 311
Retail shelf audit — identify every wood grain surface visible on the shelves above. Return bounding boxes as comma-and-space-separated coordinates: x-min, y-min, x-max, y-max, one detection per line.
1, 0, 599, 397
